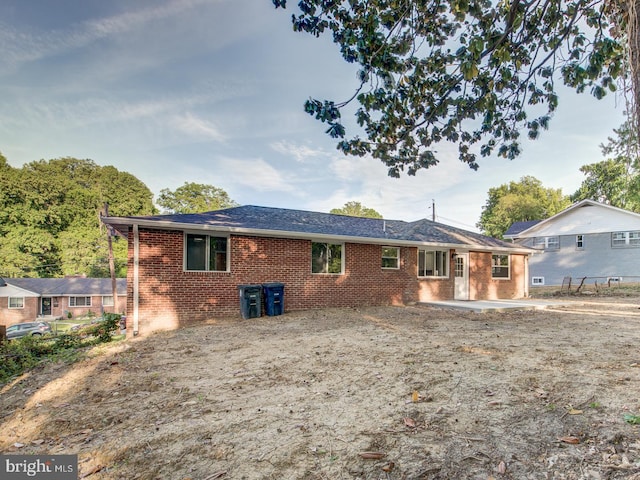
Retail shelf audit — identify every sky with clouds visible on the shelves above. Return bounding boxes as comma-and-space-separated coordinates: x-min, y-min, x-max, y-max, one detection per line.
0, 0, 628, 232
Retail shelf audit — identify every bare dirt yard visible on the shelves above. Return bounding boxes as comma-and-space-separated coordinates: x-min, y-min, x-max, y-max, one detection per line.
2, 297, 640, 480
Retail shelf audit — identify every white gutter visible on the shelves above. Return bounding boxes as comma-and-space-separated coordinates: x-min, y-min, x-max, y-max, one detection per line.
104, 216, 534, 255
133, 224, 139, 336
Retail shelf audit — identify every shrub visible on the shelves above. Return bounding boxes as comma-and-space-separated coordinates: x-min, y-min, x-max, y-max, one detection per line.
84, 313, 121, 343
54, 333, 83, 350
0, 339, 41, 383
0, 313, 123, 384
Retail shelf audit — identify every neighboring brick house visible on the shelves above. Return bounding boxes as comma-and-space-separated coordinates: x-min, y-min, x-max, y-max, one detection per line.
0, 277, 126, 326
504, 199, 640, 286
102, 205, 533, 336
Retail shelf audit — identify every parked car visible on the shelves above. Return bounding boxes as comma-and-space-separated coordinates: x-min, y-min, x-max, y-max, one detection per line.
6, 321, 53, 340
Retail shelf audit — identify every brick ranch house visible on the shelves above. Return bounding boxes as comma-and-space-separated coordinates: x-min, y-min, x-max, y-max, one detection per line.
102, 205, 533, 336
0, 277, 126, 327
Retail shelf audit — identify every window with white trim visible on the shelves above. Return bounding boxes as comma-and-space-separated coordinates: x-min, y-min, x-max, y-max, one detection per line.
612, 231, 640, 248
418, 249, 449, 277
382, 247, 400, 269
69, 296, 92, 307
312, 242, 343, 274
532, 276, 545, 285
185, 234, 228, 271
102, 296, 114, 307
491, 254, 510, 279
576, 235, 584, 249
533, 236, 559, 250
8, 297, 24, 309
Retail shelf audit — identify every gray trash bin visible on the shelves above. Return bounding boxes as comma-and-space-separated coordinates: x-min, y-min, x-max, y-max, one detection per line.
238, 284, 263, 319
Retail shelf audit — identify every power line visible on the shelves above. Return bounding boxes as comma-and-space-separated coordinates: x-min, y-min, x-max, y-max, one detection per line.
435, 215, 481, 231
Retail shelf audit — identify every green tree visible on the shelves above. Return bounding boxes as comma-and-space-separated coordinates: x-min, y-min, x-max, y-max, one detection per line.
330, 201, 383, 218
477, 176, 571, 238
157, 182, 239, 214
272, 0, 626, 176
0, 156, 155, 278
572, 121, 640, 210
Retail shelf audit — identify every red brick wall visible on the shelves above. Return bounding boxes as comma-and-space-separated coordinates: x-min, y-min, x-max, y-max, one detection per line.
0, 297, 39, 326
126, 228, 527, 334
468, 251, 526, 300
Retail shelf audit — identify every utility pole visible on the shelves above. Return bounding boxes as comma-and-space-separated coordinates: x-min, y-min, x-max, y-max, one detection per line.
102, 203, 117, 313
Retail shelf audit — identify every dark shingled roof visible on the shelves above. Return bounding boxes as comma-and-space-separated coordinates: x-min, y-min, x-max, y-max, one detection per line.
6, 278, 126, 296
504, 220, 542, 238
106, 205, 520, 250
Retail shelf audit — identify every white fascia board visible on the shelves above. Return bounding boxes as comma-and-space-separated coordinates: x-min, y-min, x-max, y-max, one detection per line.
104, 217, 532, 255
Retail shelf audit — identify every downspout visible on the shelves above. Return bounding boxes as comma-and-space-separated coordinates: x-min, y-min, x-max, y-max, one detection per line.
524, 254, 530, 298
133, 223, 140, 336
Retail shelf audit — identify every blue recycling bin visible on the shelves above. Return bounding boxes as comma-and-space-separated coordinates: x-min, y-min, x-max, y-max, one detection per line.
262, 282, 284, 316
238, 284, 263, 319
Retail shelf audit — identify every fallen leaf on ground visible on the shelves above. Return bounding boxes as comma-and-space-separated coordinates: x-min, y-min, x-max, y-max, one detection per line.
568, 408, 583, 415
381, 461, 395, 472
558, 436, 580, 444
404, 417, 416, 428
497, 460, 506, 474
412, 390, 419, 402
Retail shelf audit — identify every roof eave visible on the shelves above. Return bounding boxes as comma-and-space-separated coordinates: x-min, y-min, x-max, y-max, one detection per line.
103, 216, 533, 254
2, 284, 40, 296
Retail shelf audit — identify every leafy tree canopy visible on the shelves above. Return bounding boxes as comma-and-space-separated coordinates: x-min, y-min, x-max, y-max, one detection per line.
330, 201, 383, 218
273, 0, 625, 177
477, 176, 571, 238
572, 120, 640, 210
0, 156, 156, 278
157, 182, 239, 214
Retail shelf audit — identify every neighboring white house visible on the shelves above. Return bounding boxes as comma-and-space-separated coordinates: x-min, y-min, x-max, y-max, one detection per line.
504, 199, 640, 286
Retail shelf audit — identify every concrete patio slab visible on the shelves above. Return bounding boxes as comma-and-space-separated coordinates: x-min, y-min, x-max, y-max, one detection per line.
419, 298, 569, 313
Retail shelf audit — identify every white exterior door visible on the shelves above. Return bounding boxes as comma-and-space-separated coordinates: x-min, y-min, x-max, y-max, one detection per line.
454, 253, 469, 300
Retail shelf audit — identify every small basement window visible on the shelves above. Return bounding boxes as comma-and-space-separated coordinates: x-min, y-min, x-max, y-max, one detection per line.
532, 277, 545, 286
